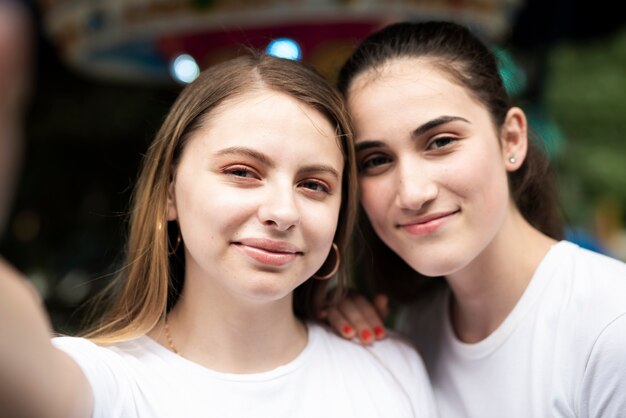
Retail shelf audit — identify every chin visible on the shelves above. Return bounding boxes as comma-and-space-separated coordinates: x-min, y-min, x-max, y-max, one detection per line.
238, 275, 305, 304
404, 253, 468, 278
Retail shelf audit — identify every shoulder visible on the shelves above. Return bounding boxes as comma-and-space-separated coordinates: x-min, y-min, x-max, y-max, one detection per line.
52, 336, 147, 417
367, 329, 425, 366
52, 336, 116, 365
311, 322, 427, 374
555, 241, 626, 281
578, 313, 626, 416
310, 323, 436, 414
587, 312, 626, 362
52, 335, 144, 366
52, 335, 136, 381
545, 242, 626, 318
364, 330, 437, 416
310, 323, 437, 417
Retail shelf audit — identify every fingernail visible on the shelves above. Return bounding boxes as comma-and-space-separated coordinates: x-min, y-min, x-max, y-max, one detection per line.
360, 329, 372, 342
374, 325, 385, 338
343, 324, 353, 335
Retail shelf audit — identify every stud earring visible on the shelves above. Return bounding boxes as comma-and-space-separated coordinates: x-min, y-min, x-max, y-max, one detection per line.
508, 156, 517, 164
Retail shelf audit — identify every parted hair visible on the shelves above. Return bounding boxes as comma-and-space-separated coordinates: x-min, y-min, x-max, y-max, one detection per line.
85, 53, 358, 343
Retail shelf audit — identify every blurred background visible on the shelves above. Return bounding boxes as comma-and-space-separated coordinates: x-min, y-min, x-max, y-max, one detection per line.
1, 0, 625, 333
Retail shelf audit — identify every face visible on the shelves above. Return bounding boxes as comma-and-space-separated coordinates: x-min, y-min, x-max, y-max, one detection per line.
167, 89, 343, 304
348, 58, 517, 277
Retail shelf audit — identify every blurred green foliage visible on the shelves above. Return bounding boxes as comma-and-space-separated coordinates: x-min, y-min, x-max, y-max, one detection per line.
547, 27, 626, 227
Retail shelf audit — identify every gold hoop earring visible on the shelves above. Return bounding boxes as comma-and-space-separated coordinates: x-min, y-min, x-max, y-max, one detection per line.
313, 243, 340, 280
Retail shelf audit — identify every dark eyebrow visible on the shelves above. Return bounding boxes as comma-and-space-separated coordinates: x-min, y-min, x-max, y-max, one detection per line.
355, 116, 470, 152
412, 115, 470, 137
355, 140, 385, 153
299, 165, 341, 181
215, 147, 274, 167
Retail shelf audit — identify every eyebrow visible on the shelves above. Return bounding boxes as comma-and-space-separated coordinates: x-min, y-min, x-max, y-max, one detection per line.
355, 140, 385, 153
299, 165, 341, 181
215, 147, 274, 167
215, 146, 340, 180
355, 115, 470, 152
412, 115, 470, 137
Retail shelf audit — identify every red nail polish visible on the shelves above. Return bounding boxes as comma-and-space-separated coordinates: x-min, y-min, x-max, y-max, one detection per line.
343, 324, 353, 335
361, 329, 372, 341
374, 325, 385, 338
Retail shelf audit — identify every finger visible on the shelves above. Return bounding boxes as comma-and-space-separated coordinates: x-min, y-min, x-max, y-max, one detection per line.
337, 295, 379, 345
352, 294, 387, 340
326, 307, 357, 339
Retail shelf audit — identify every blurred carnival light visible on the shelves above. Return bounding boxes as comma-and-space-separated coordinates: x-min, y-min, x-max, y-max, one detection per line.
266, 38, 302, 60
38, 0, 522, 84
170, 53, 200, 84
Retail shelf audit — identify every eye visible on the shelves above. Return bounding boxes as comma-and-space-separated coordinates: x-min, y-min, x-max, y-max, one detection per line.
358, 153, 392, 173
427, 136, 456, 150
299, 180, 330, 194
223, 165, 260, 180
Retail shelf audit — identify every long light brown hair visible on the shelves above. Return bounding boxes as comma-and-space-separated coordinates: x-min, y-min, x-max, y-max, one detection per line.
85, 53, 357, 344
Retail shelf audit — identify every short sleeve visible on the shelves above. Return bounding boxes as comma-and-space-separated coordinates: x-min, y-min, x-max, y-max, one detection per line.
579, 313, 626, 417
52, 337, 134, 418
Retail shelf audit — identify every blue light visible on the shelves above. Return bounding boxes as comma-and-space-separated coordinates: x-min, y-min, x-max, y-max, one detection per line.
266, 38, 302, 61
170, 54, 200, 84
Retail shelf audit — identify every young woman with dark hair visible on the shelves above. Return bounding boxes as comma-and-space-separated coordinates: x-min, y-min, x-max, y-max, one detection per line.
328, 21, 626, 416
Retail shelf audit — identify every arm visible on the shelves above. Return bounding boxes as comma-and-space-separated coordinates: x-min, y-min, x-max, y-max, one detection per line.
324, 292, 390, 344
0, 258, 93, 418
579, 313, 626, 417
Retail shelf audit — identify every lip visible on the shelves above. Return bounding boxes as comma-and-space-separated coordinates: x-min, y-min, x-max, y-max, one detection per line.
398, 210, 459, 237
232, 238, 303, 267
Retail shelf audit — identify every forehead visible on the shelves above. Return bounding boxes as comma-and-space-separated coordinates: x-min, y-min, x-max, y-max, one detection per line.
352, 59, 480, 108
184, 88, 342, 158
349, 57, 470, 101
207, 88, 332, 131
346, 58, 495, 141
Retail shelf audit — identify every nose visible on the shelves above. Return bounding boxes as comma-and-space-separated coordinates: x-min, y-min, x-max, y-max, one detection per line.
258, 184, 300, 231
394, 162, 438, 211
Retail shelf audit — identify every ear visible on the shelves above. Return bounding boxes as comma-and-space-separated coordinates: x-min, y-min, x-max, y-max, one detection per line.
166, 176, 177, 221
500, 107, 528, 172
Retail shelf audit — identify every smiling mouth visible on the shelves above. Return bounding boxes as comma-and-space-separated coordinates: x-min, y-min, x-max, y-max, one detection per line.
398, 210, 460, 236
232, 239, 303, 267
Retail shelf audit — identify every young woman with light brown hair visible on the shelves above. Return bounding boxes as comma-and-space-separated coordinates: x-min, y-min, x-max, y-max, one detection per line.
0, 53, 436, 418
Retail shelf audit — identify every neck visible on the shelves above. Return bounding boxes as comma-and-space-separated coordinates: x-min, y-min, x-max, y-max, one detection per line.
446, 205, 556, 343
149, 275, 308, 374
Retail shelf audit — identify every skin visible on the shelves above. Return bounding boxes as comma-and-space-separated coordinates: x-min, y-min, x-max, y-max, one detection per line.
150, 88, 344, 373
0, 86, 344, 417
334, 58, 555, 343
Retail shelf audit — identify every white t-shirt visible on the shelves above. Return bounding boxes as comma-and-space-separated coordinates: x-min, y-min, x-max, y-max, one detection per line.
53, 322, 436, 418
397, 241, 626, 417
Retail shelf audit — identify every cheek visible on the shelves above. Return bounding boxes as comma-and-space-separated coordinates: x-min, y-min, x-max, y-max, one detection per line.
301, 197, 342, 248
359, 178, 386, 215
359, 179, 382, 224
176, 181, 251, 242
358, 177, 394, 241
455, 151, 510, 219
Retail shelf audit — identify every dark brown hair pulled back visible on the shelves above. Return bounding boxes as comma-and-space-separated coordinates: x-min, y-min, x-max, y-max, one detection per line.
338, 21, 563, 301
